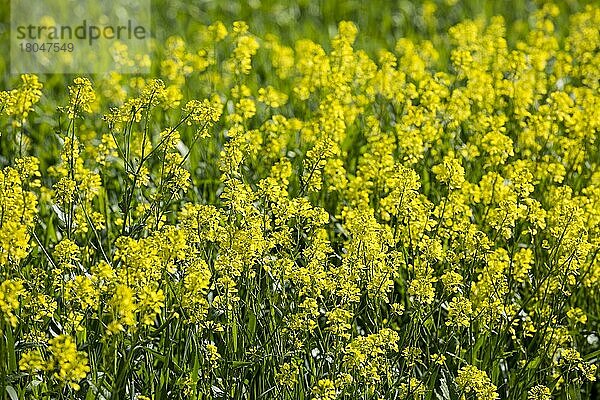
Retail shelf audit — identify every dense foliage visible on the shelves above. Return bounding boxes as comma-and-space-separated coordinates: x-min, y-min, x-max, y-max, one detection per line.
1, 1, 599, 399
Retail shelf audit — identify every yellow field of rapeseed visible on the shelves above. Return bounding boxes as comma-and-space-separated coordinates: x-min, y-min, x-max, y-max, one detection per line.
1, 1, 599, 399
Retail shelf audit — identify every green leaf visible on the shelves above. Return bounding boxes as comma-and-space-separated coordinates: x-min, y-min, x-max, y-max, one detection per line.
568, 385, 582, 400
526, 356, 541, 370
231, 360, 253, 368
439, 374, 451, 400
248, 312, 257, 337
6, 327, 16, 373
232, 317, 238, 353
191, 354, 199, 382
85, 387, 96, 400
583, 348, 600, 362
5, 386, 18, 400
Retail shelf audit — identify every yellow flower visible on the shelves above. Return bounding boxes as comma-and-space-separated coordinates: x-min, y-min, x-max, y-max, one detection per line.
275, 361, 301, 388
312, 379, 337, 400
48, 335, 90, 390
528, 385, 551, 400
68, 77, 96, 117
446, 296, 473, 328
456, 365, 499, 400
0, 74, 43, 123
0, 279, 26, 327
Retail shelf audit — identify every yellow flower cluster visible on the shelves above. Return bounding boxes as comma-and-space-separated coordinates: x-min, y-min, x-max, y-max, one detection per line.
1, 3, 600, 399
19, 335, 90, 391
0, 74, 43, 124
456, 365, 499, 400
0, 162, 38, 267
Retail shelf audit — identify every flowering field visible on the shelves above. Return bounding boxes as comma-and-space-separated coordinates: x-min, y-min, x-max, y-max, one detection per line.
1, 1, 600, 399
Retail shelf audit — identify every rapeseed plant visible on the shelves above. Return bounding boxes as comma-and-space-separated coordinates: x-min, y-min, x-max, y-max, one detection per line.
1, 1, 599, 399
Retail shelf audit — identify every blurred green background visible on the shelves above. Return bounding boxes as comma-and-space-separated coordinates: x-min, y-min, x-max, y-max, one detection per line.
0, 0, 595, 86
